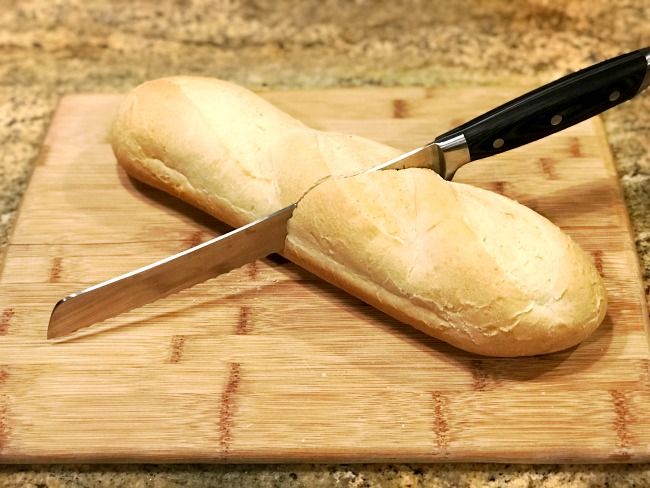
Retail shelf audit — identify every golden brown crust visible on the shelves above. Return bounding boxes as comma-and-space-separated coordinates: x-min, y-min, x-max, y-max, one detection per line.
110, 76, 607, 357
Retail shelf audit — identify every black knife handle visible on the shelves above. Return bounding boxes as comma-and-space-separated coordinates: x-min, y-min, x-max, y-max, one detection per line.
435, 47, 650, 161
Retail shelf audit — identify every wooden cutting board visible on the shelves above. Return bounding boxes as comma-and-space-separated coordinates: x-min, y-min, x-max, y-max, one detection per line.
1, 87, 649, 463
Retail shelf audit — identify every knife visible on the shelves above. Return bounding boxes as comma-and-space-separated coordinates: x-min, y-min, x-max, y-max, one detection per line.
47, 47, 650, 339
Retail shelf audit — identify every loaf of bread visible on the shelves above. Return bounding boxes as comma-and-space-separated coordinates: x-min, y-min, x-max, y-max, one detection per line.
110, 77, 607, 357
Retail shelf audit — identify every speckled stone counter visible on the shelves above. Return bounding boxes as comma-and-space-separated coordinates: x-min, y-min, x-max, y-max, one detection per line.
1, 0, 650, 486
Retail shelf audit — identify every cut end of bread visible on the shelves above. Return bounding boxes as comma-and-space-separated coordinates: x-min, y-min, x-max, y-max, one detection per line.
286, 169, 607, 357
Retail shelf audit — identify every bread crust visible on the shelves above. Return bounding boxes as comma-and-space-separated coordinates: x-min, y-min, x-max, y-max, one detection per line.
110, 77, 607, 357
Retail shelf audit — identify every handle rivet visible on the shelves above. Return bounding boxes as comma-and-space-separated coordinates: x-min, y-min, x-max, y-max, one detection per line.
609, 90, 621, 102
551, 114, 563, 126
492, 138, 504, 149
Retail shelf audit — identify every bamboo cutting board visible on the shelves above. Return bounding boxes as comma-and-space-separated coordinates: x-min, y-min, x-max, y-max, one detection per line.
1, 87, 649, 463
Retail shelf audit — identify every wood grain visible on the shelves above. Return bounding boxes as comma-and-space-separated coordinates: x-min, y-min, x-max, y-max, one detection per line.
0, 88, 649, 463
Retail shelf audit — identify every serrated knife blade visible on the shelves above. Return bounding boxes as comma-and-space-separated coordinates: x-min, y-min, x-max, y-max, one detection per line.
47, 143, 440, 339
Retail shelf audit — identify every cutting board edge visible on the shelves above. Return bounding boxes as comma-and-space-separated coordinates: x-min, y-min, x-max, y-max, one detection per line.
3, 448, 650, 465
591, 116, 650, 336
0, 97, 65, 280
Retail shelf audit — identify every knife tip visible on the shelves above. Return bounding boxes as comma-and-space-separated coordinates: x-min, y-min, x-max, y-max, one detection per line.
46, 297, 68, 340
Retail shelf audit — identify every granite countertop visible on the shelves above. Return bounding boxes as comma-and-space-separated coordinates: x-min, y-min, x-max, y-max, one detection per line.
1, 0, 650, 486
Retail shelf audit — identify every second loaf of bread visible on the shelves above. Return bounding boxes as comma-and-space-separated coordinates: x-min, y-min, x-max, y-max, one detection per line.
110, 77, 607, 357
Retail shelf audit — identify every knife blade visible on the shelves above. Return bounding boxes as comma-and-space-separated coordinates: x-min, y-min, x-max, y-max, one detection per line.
47, 204, 297, 339
47, 144, 439, 339
48, 47, 650, 339
47, 143, 439, 340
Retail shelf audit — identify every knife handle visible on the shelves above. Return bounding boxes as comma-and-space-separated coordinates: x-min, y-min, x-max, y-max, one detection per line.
435, 47, 650, 162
